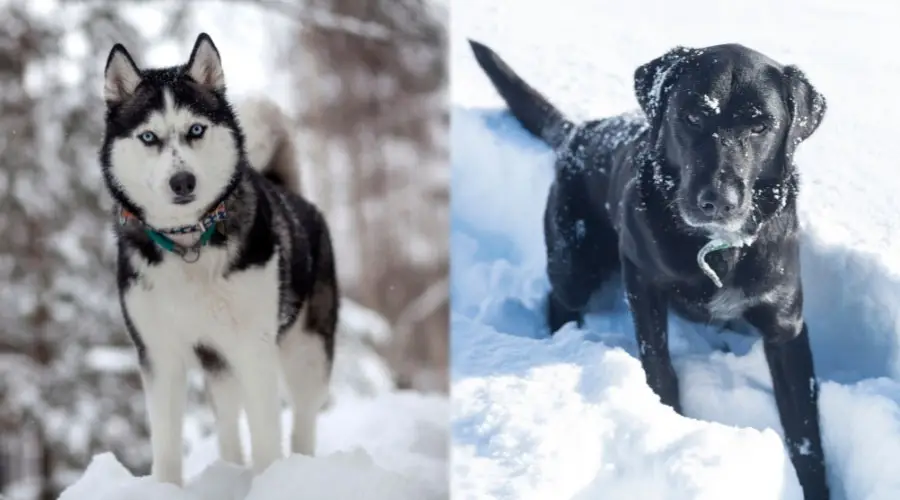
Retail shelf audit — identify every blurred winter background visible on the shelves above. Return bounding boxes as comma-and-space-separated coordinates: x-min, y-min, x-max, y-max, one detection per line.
0, 0, 448, 498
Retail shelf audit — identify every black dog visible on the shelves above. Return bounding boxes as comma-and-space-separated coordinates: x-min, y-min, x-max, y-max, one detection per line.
470, 40, 829, 499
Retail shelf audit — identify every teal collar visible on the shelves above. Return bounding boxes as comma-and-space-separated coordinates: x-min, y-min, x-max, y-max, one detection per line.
145, 224, 218, 263
119, 202, 227, 262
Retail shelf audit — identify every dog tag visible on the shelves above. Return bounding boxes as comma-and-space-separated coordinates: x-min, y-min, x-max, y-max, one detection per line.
696, 234, 756, 288
696, 239, 732, 288
181, 247, 201, 263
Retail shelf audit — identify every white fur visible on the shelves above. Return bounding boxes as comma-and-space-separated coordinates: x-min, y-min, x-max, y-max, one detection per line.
235, 97, 301, 193
707, 286, 786, 321
236, 98, 285, 171
707, 288, 755, 320
205, 374, 243, 464
109, 90, 237, 229
124, 244, 330, 485
279, 316, 330, 454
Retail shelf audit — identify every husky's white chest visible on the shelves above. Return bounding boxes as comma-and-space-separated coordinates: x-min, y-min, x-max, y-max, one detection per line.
124, 247, 280, 361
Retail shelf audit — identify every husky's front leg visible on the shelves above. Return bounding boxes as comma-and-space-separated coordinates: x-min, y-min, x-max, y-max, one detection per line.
206, 374, 244, 464
141, 355, 187, 485
236, 341, 283, 473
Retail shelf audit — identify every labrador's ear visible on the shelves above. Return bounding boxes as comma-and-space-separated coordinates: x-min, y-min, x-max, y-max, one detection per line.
634, 46, 699, 135
782, 65, 826, 161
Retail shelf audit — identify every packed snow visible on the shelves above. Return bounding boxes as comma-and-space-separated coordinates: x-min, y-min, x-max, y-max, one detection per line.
59, 392, 449, 500
451, 0, 900, 499
59, 297, 448, 500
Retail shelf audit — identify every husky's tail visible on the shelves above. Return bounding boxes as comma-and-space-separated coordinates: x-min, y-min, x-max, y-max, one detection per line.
305, 207, 339, 365
469, 40, 575, 151
236, 97, 302, 194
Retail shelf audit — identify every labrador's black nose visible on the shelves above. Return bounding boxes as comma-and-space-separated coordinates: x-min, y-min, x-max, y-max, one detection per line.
169, 172, 197, 197
697, 186, 739, 219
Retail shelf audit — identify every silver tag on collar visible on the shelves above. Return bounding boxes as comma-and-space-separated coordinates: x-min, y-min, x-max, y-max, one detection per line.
179, 246, 201, 263
696, 234, 756, 288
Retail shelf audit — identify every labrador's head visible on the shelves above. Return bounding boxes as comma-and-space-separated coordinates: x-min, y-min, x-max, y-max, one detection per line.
634, 44, 825, 236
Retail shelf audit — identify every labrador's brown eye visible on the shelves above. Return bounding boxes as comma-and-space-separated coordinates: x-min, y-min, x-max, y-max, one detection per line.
750, 123, 768, 134
684, 113, 702, 127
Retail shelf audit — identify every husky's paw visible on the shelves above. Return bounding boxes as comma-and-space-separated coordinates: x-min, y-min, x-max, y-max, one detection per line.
151, 462, 183, 487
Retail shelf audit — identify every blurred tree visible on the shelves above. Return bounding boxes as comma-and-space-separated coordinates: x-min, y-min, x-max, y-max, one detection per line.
0, 3, 157, 498
284, 0, 449, 392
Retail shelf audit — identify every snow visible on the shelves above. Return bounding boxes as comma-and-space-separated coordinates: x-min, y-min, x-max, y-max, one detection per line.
58, 298, 447, 498
452, 0, 900, 499
85, 347, 135, 374
59, 393, 448, 500
701, 94, 720, 115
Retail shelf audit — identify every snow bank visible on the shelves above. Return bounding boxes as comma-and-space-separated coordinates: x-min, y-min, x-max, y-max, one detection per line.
60, 392, 448, 500
451, 0, 900, 498
60, 451, 424, 500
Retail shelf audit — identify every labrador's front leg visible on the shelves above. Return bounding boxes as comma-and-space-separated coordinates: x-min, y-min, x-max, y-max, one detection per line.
622, 257, 680, 413
746, 299, 829, 500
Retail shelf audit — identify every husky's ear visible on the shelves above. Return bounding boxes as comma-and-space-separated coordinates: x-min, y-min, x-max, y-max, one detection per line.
104, 44, 142, 103
782, 65, 826, 162
186, 33, 225, 89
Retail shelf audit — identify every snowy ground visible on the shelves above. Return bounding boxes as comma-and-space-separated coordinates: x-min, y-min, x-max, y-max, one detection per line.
60, 299, 447, 500
60, 392, 448, 500
451, 1, 900, 499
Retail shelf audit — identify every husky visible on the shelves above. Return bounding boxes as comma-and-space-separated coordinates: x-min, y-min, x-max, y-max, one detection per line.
100, 33, 339, 485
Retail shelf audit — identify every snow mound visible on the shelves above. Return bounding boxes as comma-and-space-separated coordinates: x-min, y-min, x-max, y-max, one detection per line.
60, 450, 425, 500
59, 393, 448, 500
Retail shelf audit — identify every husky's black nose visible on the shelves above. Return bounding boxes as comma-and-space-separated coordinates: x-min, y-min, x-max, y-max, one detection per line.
169, 172, 196, 197
696, 186, 739, 219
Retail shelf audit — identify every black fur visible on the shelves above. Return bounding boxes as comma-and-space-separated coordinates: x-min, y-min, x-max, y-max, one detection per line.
470, 40, 829, 499
228, 172, 277, 271
295, 207, 339, 361
194, 343, 229, 374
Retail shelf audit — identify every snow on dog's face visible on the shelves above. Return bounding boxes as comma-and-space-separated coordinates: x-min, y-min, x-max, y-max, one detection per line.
100, 33, 244, 229
635, 44, 826, 237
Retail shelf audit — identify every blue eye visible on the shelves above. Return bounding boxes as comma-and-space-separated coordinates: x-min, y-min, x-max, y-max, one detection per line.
138, 131, 158, 145
187, 123, 207, 139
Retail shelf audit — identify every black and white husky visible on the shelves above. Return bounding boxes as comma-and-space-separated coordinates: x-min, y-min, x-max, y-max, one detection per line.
100, 33, 339, 485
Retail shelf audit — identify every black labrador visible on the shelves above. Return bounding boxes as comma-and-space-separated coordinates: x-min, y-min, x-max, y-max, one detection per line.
469, 40, 829, 499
